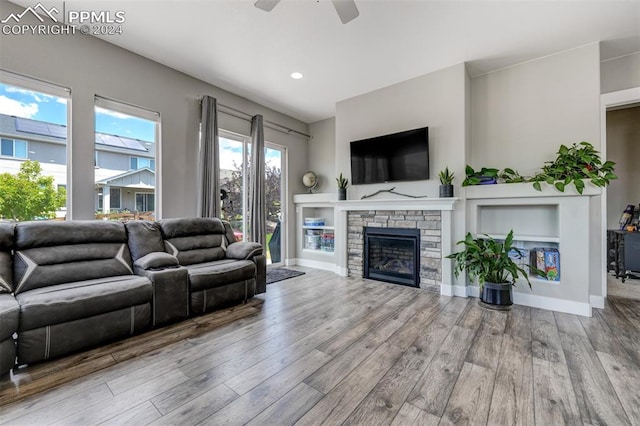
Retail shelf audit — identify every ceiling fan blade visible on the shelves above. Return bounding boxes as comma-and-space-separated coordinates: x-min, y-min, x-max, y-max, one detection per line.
255, 0, 280, 12
331, 0, 359, 24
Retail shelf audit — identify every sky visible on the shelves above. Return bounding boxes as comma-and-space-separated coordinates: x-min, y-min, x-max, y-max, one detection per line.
0, 83, 155, 142
220, 137, 281, 171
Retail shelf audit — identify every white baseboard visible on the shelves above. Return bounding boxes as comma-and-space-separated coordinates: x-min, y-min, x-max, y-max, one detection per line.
453, 285, 470, 297
512, 292, 592, 317
463, 285, 592, 317
291, 258, 337, 273
590, 295, 605, 309
440, 284, 453, 296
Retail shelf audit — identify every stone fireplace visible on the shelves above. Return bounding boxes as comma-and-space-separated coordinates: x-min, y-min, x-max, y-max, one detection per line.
347, 210, 442, 289
364, 227, 420, 287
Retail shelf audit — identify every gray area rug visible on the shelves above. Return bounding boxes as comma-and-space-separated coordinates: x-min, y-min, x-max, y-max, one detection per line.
266, 268, 306, 285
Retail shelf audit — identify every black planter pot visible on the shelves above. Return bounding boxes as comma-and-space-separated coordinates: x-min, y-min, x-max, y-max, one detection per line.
480, 282, 513, 310
338, 188, 347, 201
439, 184, 454, 198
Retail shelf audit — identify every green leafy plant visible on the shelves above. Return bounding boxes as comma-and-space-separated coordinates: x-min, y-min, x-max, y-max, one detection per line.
446, 230, 535, 290
0, 160, 66, 221
529, 142, 617, 194
438, 167, 455, 185
499, 168, 527, 183
336, 173, 349, 189
462, 165, 499, 186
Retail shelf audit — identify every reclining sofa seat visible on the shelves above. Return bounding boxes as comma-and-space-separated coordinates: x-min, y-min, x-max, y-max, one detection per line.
0, 222, 18, 375
157, 217, 266, 315
13, 220, 153, 366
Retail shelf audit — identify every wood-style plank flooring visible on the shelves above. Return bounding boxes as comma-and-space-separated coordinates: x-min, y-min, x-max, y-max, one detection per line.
1, 268, 639, 425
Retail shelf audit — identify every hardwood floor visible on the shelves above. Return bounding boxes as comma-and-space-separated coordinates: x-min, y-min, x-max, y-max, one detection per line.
1, 268, 639, 425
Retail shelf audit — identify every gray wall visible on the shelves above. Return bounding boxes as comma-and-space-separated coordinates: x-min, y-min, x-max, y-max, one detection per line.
606, 106, 640, 228
470, 43, 601, 176
334, 63, 470, 279
0, 1, 308, 260
308, 117, 336, 194
470, 43, 603, 300
601, 52, 640, 94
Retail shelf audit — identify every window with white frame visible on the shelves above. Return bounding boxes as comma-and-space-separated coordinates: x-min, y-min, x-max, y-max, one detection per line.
94, 96, 159, 219
0, 71, 70, 221
130, 156, 155, 170
0, 138, 27, 158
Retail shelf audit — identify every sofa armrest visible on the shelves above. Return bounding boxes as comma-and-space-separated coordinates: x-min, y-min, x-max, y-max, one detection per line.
134, 252, 179, 271
226, 241, 263, 260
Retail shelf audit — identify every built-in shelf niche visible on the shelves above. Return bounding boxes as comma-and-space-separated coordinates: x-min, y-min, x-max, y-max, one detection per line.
477, 204, 559, 239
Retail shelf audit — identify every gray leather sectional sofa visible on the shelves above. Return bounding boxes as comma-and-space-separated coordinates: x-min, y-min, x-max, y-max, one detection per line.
0, 217, 265, 376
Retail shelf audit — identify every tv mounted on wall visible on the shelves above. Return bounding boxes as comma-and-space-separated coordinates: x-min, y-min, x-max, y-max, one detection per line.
350, 127, 429, 185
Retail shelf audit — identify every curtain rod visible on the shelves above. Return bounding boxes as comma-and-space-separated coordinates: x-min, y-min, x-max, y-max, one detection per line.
217, 103, 312, 139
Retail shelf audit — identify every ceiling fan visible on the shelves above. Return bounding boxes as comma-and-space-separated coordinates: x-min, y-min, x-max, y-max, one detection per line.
254, 0, 360, 24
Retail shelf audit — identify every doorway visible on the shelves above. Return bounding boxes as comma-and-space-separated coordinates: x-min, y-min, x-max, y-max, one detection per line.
218, 131, 286, 266
601, 88, 640, 301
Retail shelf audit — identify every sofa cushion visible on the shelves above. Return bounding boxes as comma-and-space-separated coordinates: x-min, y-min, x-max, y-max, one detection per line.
134, 252, 179, 270
14, 221, 135, 295
125, 221, 165, 262
226, 242, 263, 260
0, 293, 19, 341
185, 259, 256, 292
0, 222, 14, 293
159, 218, 228, 266
16, 275, 152, 331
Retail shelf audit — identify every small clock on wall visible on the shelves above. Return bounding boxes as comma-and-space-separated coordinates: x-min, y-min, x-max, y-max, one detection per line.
302, 171, 319, 193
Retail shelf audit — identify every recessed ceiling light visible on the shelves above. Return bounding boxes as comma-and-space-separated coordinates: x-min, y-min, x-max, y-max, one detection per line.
290, 72, 303, 80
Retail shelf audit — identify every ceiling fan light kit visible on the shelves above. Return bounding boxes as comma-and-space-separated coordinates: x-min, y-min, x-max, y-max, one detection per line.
254, 0, 360, 24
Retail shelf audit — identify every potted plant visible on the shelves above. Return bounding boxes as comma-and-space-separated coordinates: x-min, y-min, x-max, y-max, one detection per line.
462, 165, 499, 186
446, 230, 535, 309
530, 141, 617, 194
438, 167, 455, 197
336, 172, 349, 200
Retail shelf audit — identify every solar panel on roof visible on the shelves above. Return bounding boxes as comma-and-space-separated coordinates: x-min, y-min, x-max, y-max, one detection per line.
15, 118, 50, 136
47, 124, 67, 139
100, 134, 126, 148
121, 138, 148, 152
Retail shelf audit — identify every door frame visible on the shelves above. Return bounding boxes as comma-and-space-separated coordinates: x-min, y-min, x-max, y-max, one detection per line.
599, 86, 640, 306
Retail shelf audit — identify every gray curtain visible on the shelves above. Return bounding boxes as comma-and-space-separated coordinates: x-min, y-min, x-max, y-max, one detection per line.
198, 96, 220, 218
249, 115, 266, 246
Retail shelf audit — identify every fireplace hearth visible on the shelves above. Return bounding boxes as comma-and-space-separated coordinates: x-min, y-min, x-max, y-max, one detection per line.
364, 227, 420, 287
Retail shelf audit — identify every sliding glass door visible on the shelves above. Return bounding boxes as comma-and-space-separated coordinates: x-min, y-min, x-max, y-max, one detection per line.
219, 131, 286, 265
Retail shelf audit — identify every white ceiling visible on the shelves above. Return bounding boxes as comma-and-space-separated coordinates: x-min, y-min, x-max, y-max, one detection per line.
13, 0, 640, 123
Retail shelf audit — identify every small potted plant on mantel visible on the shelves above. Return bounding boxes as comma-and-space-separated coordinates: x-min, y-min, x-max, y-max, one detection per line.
336, 173, 349, 201
446, 230, 536, 310
438, 167, 455, 197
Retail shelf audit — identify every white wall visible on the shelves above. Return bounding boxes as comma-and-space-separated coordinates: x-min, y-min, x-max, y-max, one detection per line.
308, 117, 336, 194
0, 1, 308, 257
606, 106, 640, 228
601, 52, 640, 94
470, 43, 603, 301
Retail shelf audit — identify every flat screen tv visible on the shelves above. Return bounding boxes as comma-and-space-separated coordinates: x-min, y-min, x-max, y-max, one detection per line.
350, 127, 429, 185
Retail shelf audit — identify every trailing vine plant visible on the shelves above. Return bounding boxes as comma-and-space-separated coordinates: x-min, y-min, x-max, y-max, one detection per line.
462, 142, 617, 194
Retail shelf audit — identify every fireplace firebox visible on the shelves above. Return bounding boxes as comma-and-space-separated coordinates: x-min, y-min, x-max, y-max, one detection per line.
363, 227, 420, 287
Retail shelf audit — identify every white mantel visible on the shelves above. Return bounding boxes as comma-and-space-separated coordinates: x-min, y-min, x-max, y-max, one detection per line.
335, 197, 459, 212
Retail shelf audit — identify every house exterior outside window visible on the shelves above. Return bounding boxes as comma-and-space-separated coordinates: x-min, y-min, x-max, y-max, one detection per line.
1, 138, 27, 158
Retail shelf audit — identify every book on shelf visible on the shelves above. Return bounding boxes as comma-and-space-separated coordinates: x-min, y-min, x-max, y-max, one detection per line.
529, 247, 560, 281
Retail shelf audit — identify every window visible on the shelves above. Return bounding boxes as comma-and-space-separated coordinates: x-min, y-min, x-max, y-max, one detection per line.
1, 139, 27, 158
130, 157, 155, 170
97, 187, 121, 211
0, 72, 70, 221
94, 96, 159, 219
136, 193, 154, 211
